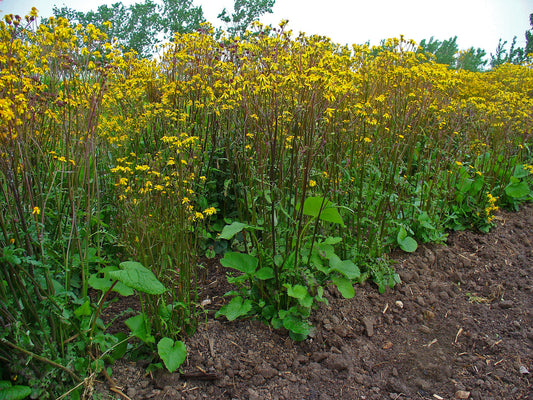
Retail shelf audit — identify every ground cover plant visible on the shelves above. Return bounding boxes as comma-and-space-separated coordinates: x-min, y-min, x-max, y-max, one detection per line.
0, 10, 532, 399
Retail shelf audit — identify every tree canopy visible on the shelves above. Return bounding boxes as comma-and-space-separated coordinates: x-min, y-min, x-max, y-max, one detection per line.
53, 0, 275, 57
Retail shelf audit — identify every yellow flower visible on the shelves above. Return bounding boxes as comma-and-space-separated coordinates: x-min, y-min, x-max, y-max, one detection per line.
309, 180, 317, 188
32, 207, 41, 215
203, 207, 217, 216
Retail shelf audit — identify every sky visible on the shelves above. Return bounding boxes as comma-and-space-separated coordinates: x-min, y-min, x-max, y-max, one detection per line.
1, 0, 531, 54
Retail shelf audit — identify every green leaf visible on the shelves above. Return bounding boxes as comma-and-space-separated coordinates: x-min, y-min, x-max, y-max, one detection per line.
323, 237, 342, 245
397, 226, 407, 242
399, 236, 418, 252
469, 176, 484, 195
282, 314, 311, 336
284, 284, 308, 299
329, 258, 360, 280
397, 227, 418, 252
218, 221, 249, 240
157, 338, 187, 373
215, 296, 252, 321
0, 383, 32, 400
109, 261, 165, 295
302, 197, 344, 226
220, 252, 258, 275
74, 300, 92, 317
125, 314, 154, 344
255, 267, 274, 280
331, 275, 355, 299
109, 332, 128, 361
513, 164, 529, 179
505, 179, 530, 199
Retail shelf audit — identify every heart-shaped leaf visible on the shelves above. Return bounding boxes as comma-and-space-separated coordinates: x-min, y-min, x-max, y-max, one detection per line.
157, 337, 187, 373
302, 197, 344, 226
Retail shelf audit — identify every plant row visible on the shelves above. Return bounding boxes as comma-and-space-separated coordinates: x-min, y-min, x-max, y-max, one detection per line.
1, 12, 532, 398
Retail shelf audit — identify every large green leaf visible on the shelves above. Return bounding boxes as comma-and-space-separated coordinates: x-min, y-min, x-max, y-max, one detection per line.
220, 252, 258, 275
218, 221, 249, 240
329, 258, 360, 280
109, 261, 165, 295
125, 314, 154, 344
88, 266, 134, 296
302, 197, 344, 226
215, 296, 252, 321
255, 267, 274, 280
505, 178, 530, 199
284, 284, 308, 300
281, 314, 311, 336
397, 227, 418, 253
331, 275, 355, 299
157, 338, 187, 373
0, 382, 32, 400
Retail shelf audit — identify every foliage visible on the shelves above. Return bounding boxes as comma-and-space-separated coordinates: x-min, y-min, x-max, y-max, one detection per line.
417, 36, 459, 67
1, 8, 532, 397
218, 0, 275, 37
526, 13, 533, 57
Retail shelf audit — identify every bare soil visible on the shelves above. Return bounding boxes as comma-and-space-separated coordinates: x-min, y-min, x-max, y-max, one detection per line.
95, 204, 533, 400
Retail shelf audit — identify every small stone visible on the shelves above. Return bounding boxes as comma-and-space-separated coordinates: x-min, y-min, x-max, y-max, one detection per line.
519, 365, 529, 374
424, 310, 436, 320
325, 354, 349, 371
499, 300, 513, 309
416, 296, 426, 307
439, 291, 450, 300
382, 341, 393, 350
354, 372, 365, 385
363, 317, 374, 337
419, 324, 431, 334
248, 388, 261, 400
395, 300, 404, 309
311, 352, 328, 362
455, 390, 470, 399
256, 364, 278, 379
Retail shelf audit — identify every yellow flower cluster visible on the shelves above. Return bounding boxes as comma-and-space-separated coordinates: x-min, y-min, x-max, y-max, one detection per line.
485, 192, 499, 223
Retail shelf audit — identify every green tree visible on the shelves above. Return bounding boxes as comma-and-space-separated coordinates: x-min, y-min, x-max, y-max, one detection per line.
218, 0, 275, 37
525, 13, 533, 57
53, 1, 161, 58
159, 0, 205, 39
417, 36, 458, 68
456, 47, 487, 72
490, 36, 526, 68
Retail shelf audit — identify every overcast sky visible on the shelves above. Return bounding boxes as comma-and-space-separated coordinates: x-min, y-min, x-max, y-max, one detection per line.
1, 0, 531, 54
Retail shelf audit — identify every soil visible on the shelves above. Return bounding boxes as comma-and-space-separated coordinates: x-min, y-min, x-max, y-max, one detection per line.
95, 204, 533, 400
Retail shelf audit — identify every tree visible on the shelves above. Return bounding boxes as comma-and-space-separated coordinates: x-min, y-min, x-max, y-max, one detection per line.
525, 13, 533, 57
218, 0, 275, 37
53, 1, 161, 58
489, 36, 526, 68
159, 0, 205, 38
456, 47, 487, 72
417, 36, 458, 68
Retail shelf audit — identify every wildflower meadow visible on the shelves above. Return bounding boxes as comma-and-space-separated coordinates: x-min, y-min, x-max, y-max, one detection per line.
1, 9, 532, 398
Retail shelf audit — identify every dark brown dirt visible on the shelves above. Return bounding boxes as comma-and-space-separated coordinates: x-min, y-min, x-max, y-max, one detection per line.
95, 204, 533, 400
